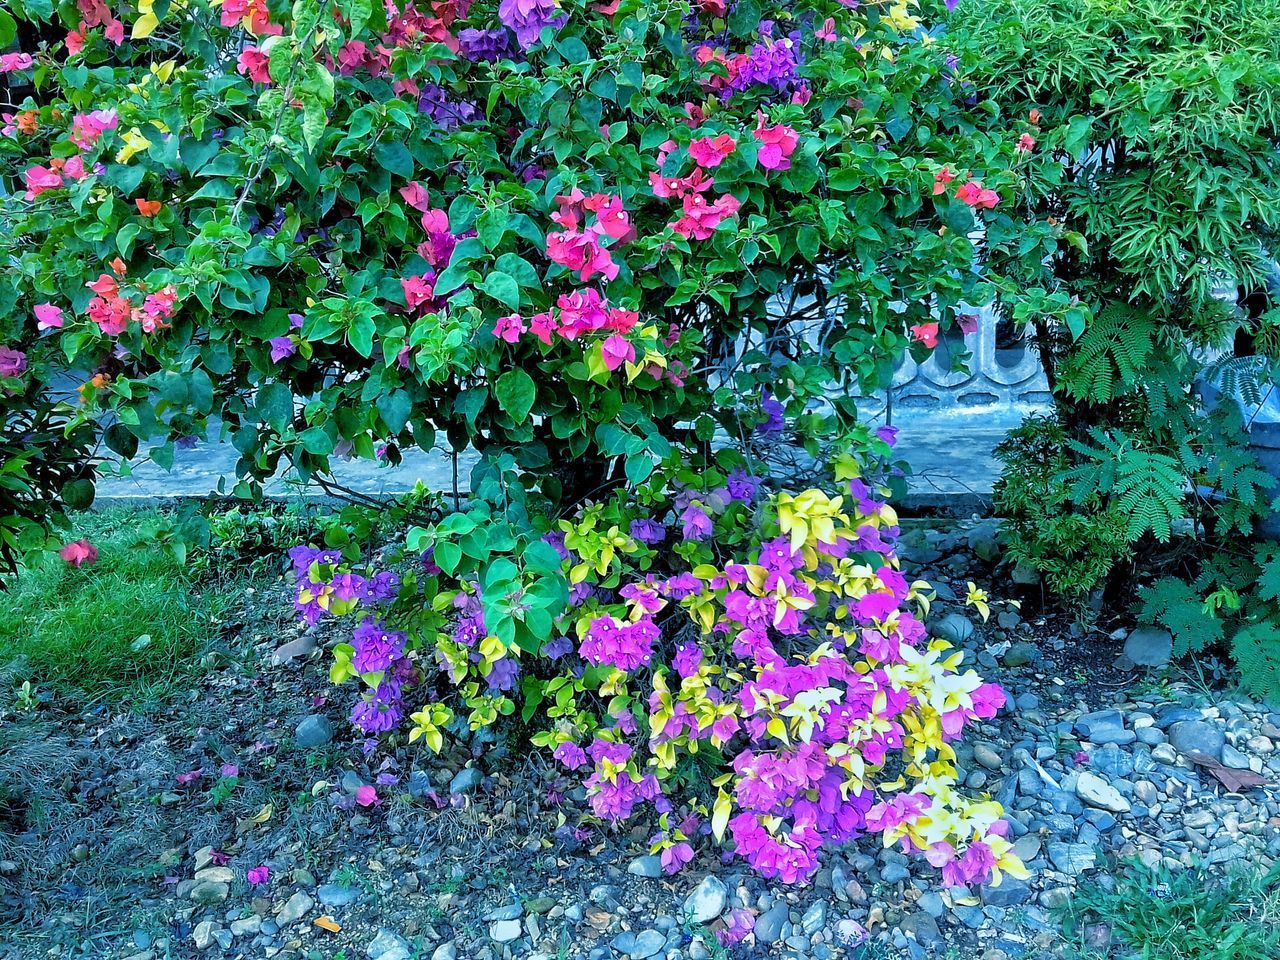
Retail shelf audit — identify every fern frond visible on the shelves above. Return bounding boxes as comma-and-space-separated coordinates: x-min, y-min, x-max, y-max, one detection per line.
1059, 304, 1157, 403
1140, 577, 1223, 656
1066, 430, 1187, 540
1200, 354, 1267, 409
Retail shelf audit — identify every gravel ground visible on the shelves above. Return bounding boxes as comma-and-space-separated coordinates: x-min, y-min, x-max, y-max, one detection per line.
2, 520, 1277, 960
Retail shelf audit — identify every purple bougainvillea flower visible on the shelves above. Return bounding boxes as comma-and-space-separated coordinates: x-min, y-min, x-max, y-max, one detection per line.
268, 336, 295, 362
757, 389, 784, 434
0, 347, 27, 378
498, 0, 567, 49
628, 518, 667, 544
355, 784, 380, 807
246, 864, 270, 885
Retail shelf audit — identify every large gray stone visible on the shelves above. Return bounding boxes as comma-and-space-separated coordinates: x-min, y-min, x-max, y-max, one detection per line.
682, 876, 727, 924
1076, 772, 1131, 813
630, 931, 666, 959
1075, 710, 1135, 745
899, 912, 944, 947
1169, 720, 1225, 760
1124, 628, 1173, 667
627, 855, 663, 878
489, 919, 521, 943
934, 613, 975, 644
755, 903, 790, 944
294, 715, 334, 748
275, 891, 314, 926
317, 883, 361, 907
982, 878, 1032, 906
1047, 842, 1097, 875
366, 929, 412, 960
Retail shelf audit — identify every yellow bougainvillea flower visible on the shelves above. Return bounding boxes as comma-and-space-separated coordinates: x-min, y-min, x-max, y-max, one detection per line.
116, 127, 153, 163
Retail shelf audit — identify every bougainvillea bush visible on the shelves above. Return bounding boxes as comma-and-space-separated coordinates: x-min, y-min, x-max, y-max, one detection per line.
0, 0, 1042, 569
289, 437, 1027, 888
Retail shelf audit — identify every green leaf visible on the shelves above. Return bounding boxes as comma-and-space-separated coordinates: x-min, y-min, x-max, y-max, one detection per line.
374, 142, 414, 179
481, 271, 521, 310
434, 540, 461, 575
256, 382, 294, 432
494, 369, 536, 424
376, 389, 413, 434
104, 423, 138, 459
300, 427, 334, 455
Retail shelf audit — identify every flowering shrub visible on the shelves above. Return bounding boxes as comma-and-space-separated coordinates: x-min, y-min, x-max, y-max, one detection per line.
290, 437, 1027, 888
0, 0, 1045, 570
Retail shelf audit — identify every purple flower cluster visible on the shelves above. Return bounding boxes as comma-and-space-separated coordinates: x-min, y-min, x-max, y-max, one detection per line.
417, 84, 478, 129
582, 739, 663, 821
457, 27, 512, 62
579, 614, 660, 671
349, 619, 413, 734
497, 0, 566, 50
729, 32, 803, 94
351, 617, 407, 675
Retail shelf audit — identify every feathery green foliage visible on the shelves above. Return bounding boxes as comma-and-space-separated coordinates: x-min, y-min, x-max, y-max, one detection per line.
957, 1, 1280, 692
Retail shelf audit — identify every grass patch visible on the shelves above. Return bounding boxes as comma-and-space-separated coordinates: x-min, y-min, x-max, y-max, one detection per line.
0, 508, 248, 704
1063, 861, 1280, 960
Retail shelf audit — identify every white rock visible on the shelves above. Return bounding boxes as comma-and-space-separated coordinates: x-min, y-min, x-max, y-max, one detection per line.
1076, 772, 1131, 813
683, 876, 728, 923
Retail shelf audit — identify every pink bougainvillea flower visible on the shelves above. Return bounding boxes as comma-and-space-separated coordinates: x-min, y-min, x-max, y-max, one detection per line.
584, 193, 635, 242
246, 864, 270, 885
58, 539, 98, 567
660, 841, 694, 874
400, 182, 430, 213
0, 53, 34, 73
104, 18, 124, 45
87, 273, 119, 297
932, 166, 956, 195
529, 311, 558, 345
601, 334, 636, 371
23, 165, 63, 200
955, 180, 1000, 209
688, 133, 737, 169
546, 229, 620, 282
910, 322, 939, 348
753, 113, 799, 171
492, 314, 526, 343
61, 155, 89, 181
958, 313, 979, 335
34, 304, 64, 331
236, 47, 271, 85
69, 108, 117, 150
401, 273, 437, 311
355, 784, 379, 807
669, 191, 741, 241
175, 767, 204, 785
1017, 133, 1036, 153
336, 39, 368, 75
816, 17, 837, 41
65, 23, 87, 56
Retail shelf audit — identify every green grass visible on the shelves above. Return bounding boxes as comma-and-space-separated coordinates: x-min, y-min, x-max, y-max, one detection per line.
1063, 862, 1280, 960
0, 508, 248, 704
